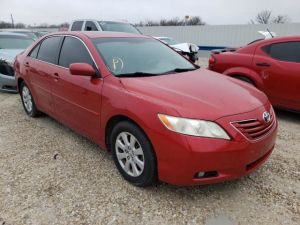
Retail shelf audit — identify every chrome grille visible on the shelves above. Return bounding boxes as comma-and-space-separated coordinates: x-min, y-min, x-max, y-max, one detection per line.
232, 111, 275, 140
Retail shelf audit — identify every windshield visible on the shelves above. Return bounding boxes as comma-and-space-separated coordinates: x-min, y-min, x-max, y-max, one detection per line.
93, 38, 196, 77
159, 37, 180, 45
98, 21, 141, 34
0, 36, 34, 49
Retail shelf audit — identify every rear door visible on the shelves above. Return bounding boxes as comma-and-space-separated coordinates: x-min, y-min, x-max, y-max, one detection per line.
25, 36, 62, 114
52, 36, 103, 141
253, 41, 300, 110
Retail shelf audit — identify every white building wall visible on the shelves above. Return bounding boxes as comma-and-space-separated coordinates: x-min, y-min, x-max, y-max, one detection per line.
138, 23, 300, 47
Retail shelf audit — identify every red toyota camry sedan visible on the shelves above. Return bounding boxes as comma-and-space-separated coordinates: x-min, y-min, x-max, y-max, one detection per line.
208, 36, 300, 112
14, 32, 277, 186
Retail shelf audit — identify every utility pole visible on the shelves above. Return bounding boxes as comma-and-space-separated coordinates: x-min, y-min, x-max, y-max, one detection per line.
11, 14, 14, 28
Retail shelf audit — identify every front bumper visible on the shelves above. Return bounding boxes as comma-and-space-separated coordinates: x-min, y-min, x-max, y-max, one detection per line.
152, 104, 277, 186
0, 73, 17, 93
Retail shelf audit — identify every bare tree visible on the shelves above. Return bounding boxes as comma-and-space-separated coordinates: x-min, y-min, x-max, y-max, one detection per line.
272, 15, 289, 24
186, 16, 205, 26
137, 16, 206, 27
251, 10, 290, 24
256, 10, 272, 24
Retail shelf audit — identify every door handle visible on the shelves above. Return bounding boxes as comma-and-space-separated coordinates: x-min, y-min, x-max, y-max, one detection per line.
53, 72, 60, 80
256, 62, 271, 67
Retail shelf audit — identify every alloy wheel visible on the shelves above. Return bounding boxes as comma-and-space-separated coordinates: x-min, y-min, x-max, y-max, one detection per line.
22, 86, 33, 113
115, 132, 145, 177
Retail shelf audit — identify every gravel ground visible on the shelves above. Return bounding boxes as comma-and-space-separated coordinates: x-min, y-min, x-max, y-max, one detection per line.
0, 66, 299, 224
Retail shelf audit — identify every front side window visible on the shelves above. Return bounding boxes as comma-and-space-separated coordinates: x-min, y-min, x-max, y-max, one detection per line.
98, 21, 140, 34
37, 36, 62, 64
58, 37, 93, 68
0, 35, 33, 49
71, 21, 83, 31
85, 21, 98, 31
262, 41, 300, 63
93, 38, 196, 77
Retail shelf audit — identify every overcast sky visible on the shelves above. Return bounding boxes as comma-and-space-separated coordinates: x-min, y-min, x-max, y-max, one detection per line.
2, 0, 300, 25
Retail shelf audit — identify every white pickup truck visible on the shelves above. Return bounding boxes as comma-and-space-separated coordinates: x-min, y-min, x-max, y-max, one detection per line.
68, 19, 141, 34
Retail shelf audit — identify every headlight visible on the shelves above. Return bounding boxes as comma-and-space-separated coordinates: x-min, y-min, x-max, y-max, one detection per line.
158, 114, 230, 140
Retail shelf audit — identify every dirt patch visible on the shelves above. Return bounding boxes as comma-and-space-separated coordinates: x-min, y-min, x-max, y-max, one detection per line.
0, 90, 299, 225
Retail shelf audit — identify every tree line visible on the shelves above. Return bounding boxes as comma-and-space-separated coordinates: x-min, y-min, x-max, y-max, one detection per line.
0, 10, 291, 29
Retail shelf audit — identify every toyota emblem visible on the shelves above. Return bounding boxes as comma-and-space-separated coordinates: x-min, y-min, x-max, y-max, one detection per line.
263, 112, 271, 123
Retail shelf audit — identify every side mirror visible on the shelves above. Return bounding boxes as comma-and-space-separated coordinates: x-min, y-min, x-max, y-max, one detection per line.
69, 63, 96, 76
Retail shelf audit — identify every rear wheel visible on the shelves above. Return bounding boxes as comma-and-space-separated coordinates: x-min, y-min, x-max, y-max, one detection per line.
20, 82, 41, 117
110, 121, 157, 187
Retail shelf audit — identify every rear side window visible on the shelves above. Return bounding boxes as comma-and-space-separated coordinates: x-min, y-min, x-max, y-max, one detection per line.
29, 44, 40, 58
71, 21, 83, 31
85, 21, 98, 31
262, 42, 300, 63
37, 36, 62, 64
58, 37, 93, 68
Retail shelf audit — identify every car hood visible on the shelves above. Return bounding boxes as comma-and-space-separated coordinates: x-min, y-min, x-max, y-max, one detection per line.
120, 68, 268, 121
0, 49, 24, 63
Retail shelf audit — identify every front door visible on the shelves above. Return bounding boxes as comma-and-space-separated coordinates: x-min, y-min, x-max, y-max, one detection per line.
52, 36, 103, 142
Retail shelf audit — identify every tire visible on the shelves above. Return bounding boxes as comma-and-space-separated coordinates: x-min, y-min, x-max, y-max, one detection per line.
110, 121, 157, 187
20, 81, 41, 117
234, 76, 255, 86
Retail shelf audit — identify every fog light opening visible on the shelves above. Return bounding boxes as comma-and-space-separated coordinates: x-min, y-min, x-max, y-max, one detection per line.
194, 171, 218, 179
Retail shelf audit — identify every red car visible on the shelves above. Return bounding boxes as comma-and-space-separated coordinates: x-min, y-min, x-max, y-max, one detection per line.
14, 32, 277, 186
209, 36, 300, 111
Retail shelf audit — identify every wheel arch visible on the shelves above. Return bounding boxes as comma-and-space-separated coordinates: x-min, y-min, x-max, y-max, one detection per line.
224, 67, 264, 89
104, 114, 154, 154
17, 77, 25, 93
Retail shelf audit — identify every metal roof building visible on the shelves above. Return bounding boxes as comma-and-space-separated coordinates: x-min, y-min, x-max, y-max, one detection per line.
138, 23, 300, 49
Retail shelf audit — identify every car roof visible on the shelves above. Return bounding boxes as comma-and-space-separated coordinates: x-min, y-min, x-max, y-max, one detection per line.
46, 31, 149, 39
72, 19, 131, 24
0, 32, 29, 37
252, 35, 300, 46
0, 29, 34, 33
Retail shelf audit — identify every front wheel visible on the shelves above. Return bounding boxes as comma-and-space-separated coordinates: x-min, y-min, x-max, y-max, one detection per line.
110, 121, 157, 187
20, 82, 41, 117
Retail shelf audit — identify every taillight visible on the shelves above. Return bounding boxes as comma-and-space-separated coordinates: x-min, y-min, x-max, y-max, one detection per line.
208, 56, 216, 68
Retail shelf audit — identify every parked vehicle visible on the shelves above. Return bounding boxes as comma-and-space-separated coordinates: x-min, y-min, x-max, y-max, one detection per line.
155, 37, 199, 63
0, 32, 34, 92
209, 35, 300, 112
0, 29, 38, 40
34, 31, 49, 38
14, 32, 277, 186
69, 19, 141, 34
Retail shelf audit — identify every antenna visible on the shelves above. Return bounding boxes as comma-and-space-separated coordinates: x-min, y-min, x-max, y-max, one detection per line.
10, 14, 14, 28
267, 28, 274, 38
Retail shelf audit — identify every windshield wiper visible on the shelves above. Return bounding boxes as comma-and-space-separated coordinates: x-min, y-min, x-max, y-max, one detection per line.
116, 72, 159, 78
162, 67, 199, 74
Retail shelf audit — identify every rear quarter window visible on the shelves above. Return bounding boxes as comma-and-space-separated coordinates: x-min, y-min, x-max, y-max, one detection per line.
71, 21, 83, 31
262, 41, 300, 63
28, 44, 40, 58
